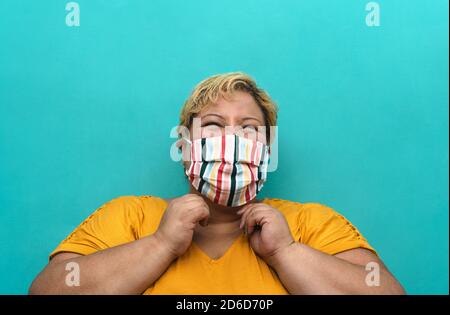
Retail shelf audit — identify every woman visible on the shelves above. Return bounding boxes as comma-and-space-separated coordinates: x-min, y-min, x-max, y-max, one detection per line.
29, 72, 405, 294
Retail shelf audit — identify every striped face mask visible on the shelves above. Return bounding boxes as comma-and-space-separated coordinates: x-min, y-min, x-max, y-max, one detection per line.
184, 134, 270, 207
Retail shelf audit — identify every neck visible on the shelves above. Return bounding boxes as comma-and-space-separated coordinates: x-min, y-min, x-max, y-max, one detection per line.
188, 185, 259, 236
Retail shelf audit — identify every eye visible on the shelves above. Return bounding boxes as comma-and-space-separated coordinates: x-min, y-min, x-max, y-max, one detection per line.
243, 125, 257, 131
202, 122, 223, 128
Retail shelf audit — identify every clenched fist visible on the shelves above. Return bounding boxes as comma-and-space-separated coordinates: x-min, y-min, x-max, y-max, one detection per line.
238, 203, 295, 266
154, 194, 210, 257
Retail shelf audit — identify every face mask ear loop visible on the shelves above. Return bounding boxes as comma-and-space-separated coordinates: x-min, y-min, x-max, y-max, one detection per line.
179, 137, 192, 164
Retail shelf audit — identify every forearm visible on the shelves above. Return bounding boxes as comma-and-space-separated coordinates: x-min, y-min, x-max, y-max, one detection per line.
268, 243, 405, 295
29, 234, 176, 294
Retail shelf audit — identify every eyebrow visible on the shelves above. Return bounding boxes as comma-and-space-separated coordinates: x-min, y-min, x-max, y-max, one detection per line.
201, 114, 263, 125
241, 116, 263, 125
201, 113, 225, 120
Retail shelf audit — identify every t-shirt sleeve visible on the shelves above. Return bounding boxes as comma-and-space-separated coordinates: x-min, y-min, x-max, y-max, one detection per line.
298, 203, 378, 256
49, 196, 143, 260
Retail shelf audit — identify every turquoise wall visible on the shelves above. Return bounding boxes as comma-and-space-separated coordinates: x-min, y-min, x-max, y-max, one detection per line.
0, 0, 448, 294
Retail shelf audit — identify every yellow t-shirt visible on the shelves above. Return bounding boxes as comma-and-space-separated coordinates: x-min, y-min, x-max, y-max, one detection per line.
50, 196, 377, 294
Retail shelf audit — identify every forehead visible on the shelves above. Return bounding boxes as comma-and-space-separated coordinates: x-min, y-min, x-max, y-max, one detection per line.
199, 91, 264, 120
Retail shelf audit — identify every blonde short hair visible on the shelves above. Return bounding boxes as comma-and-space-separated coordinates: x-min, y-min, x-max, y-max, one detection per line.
179, 72, 278, 142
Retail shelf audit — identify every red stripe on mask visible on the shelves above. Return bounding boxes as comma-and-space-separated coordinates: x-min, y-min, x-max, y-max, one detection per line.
214, 135, 226, 204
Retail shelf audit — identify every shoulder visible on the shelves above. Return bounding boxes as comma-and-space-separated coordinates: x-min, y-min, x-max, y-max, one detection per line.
261, 197, 344, 235
262, 198, 377, 256
49, 195, 171, 258
99, 195, 167, 210
97, 195, 170, 237
262, 197, 338, 221
96, 195, 169, 223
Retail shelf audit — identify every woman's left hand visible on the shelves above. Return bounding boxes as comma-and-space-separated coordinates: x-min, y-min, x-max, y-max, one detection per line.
238, 203, 295, 265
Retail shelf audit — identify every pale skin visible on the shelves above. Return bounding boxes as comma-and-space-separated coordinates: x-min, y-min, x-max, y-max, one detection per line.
29, 91, 405, 294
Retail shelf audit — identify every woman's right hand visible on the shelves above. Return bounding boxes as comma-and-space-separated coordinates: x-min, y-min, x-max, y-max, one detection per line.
154, 194, 210, 258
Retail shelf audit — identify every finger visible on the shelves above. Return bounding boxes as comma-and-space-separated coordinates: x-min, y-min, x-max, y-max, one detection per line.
239, 204, 267, 229
245, 209, 272, 235
239, 204, 258, 229
181, 199, 207, 209
180, 197, 209, 210
182, 194, 205, 202
237, 202, 259, 215
237, 204, 250, 215
190, 205, 210, 226
199, 210, 209, 226
244, 208, 261, 235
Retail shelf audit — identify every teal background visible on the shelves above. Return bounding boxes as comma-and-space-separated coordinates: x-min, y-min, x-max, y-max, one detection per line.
0, 0, 448, 294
